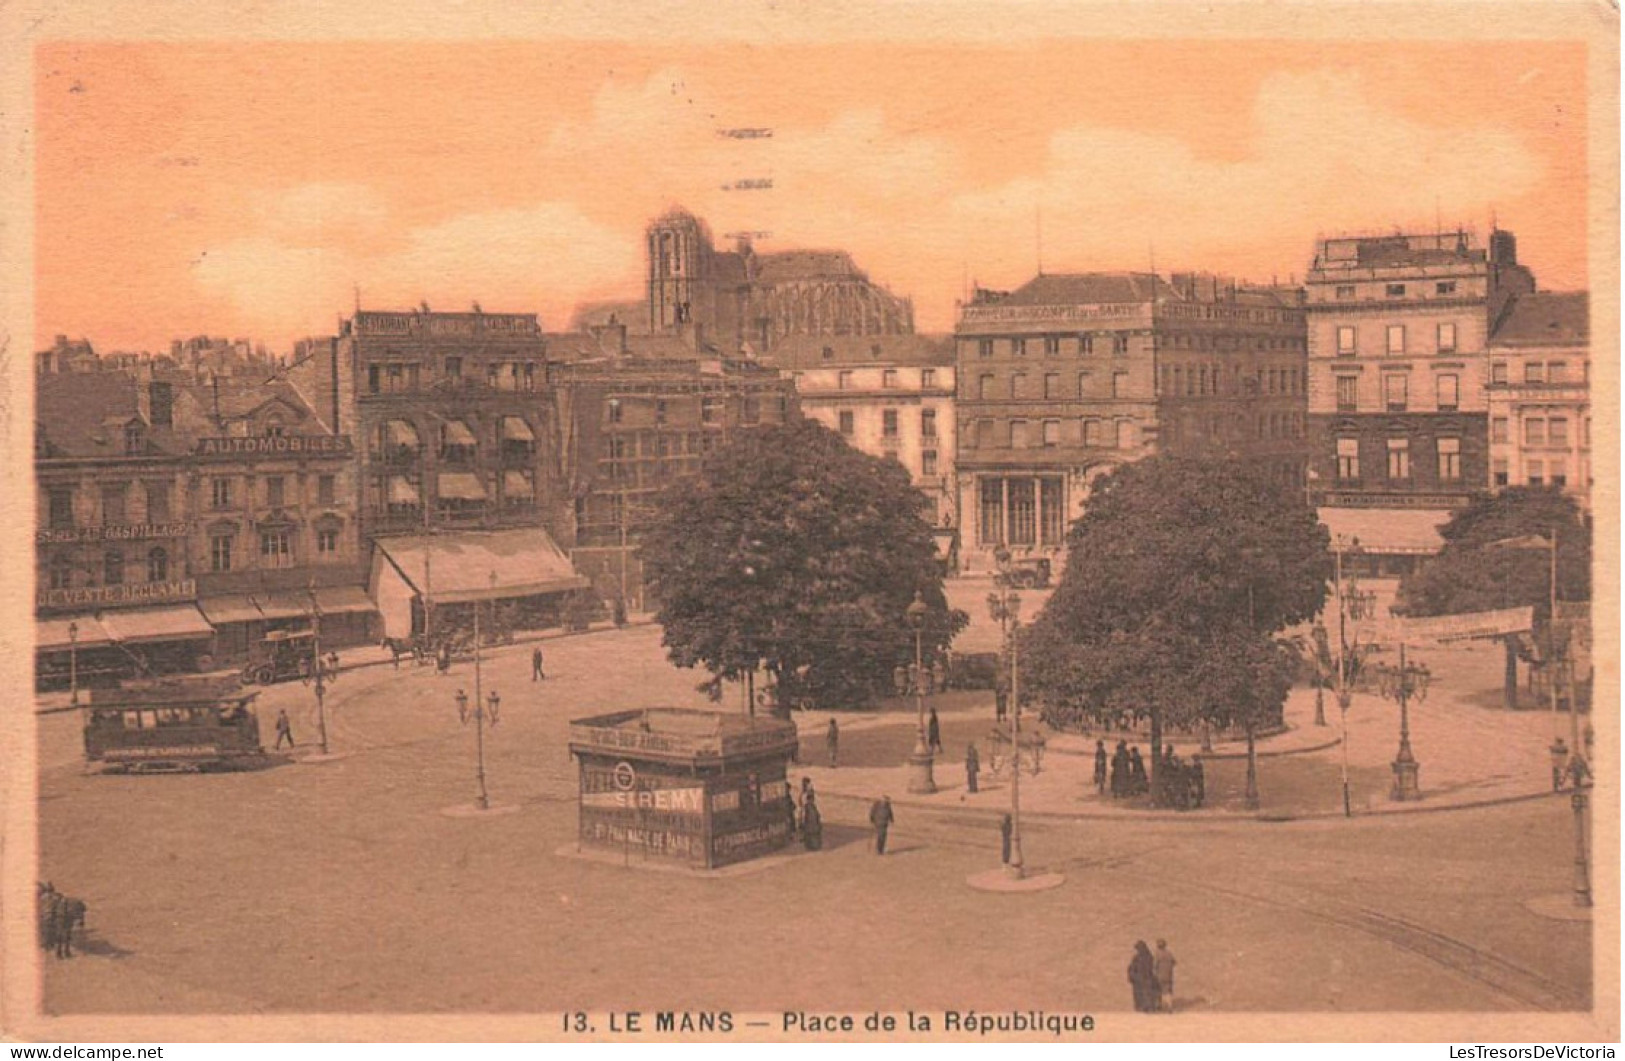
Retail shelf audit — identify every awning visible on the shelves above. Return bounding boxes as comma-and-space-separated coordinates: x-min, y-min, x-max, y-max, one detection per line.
98, 604, 215, 644
388, 476, 420, 505
1317, 507, 1451, 556
313, 585, 378, 616
437, 471, 487, 501
36, 616, 115, 652
443, 420, 477, 446
258, 592, 316, 621
198, 595, 265, 625
386, 420, 420, 447
373, 528, 590, 604
502, 416, 536, 442
503, 470, 535, 497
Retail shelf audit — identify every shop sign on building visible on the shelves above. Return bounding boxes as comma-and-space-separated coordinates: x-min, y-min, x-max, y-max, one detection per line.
37, 579, 197, 610
193, 436, 353, 459
36, 522, 192, 544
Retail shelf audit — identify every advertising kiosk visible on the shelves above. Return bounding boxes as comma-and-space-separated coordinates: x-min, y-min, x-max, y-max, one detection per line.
567, 708, 800, 869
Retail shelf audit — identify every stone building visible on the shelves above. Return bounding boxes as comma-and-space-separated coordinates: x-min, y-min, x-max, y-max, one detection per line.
953, 271, 1307, 573
1304, 229, 1536, 574
1485, 291, 1591, 509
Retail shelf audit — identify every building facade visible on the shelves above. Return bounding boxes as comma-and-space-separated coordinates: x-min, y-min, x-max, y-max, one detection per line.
1485, 291, 1591, 509
761, 335, 957, 530
1305, 230, 1535, 573
953, 272, 1307, 572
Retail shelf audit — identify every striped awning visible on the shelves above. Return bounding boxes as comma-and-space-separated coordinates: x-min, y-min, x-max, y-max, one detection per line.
388, 476, 420, 504
36, 616, 116, 652
98, 605, 215, 644
437, 471, 487, 501
442, 420, 477, 446
198, 595, 264, 625
386, 420, 419, 447
503, 470, 535, 497
502, 416, 536, 442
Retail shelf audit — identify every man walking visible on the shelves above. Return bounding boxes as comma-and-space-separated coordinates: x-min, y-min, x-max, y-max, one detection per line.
532, 645, 546, 682
995, 684, 1008, 723
1094, 740, 1108, 795
965, 742, 980, 794
826, 718, 840, 768
927, 706, 942, 755
999, 813, 1013, 865
869, 795, 894, 855
274, 708, 294, 750
1154, 938, 1177, 1013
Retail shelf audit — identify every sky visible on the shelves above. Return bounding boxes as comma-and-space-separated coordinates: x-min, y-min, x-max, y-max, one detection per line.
34, 39, 1589, 352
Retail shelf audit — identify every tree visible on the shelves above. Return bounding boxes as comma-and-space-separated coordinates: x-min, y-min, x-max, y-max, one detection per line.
1022, 455, 1330, 802
639, 419, 967, 710
1394, 487, 1591, 708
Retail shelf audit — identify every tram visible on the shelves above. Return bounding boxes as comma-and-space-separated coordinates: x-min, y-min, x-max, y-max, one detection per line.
82, 677, 265, 773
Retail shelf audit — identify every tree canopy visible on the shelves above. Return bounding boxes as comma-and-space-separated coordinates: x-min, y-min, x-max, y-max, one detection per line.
1022, 455, 1330, 746
639, 419, 966, 709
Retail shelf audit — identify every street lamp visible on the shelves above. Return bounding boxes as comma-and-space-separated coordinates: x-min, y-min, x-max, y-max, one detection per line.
1571, 770, 1593, 908
67, 620, 80, 707
454, 571, 501, 810
307, 585, 330, 757
988, 546, 1025, 880
905, 590, 937, 794
1374, 644, 1429, 801
1332, 534, 1362, 818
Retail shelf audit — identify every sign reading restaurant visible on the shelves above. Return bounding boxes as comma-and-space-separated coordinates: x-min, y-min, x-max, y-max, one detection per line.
37, 579, 197, 610
193, 435, 353, 459
37, 522, 192, 545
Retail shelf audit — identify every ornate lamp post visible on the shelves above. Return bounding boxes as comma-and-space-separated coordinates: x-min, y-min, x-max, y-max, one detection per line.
1332, 534, 1362, 818
1571, 768, 1593, 908
307, 586, 331, 756
1374, 644, 1429, 801
988, 546, 1025, 880
905, 590, 937, 794
67, 620, 80, 707
455, 571, 501, 810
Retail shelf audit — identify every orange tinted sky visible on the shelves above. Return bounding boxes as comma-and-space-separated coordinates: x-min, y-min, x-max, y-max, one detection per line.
36, 39, 1588, 350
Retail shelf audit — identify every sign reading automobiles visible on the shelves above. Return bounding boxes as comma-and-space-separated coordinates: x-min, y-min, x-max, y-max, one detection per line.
193, 436, 353, 459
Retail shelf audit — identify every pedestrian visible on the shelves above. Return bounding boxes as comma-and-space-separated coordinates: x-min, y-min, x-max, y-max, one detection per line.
893, 664, 910, 698
438, 642, 451, 674
1154, 938, 1177, 1013
1550, 737, 1570, 791
786, 784, 799, 842
532, 646, 545, 682
1128, 941, 1157, 1013
1129, 746, 1147, 796
1567, 754, 1592, 791
826, 718, 839, 768
612, 597, 628, 628
999, 812, 1013, 865
966, 743, 980, 794
995, 684, 1008, 723
274, 708, 294, 750
869, 795, 894, 855
801, 790, 823, 851
1189, 755, 1206, 809
927, 706, 942, 755
1094, 740, 1108, 795
1111, 741, 1129, 798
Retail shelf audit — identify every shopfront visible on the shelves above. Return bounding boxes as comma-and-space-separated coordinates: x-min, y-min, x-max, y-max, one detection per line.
567, 708, 800, 869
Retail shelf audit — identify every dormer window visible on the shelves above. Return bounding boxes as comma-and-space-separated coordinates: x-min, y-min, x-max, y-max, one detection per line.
264, 419, 285, 439
124, 424, 144, 455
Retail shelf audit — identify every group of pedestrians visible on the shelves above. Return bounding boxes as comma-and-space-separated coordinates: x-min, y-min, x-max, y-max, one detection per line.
1129, 938, 1178, 1013
1099, 740, 1149, 799
788, 777, 824, 851
1095, 740, 1205, 809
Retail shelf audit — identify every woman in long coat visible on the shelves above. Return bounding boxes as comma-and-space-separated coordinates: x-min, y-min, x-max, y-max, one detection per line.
1128, 940, 1157, 1012
800, 791, 823, 851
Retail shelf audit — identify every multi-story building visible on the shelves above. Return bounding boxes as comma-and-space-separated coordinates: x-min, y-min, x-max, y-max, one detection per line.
953, 272, 1307, 572
1486, 291, 1591, 509
1305, 229, 1535, 574
760, 334, 957, 538
546, 322, 800, 606
286, 305, 586, 641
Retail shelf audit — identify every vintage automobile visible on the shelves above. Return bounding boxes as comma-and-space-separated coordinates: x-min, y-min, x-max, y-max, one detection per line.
1001, 556, 1052, 589
241, 629, 319, 686
82, 677, 264, 774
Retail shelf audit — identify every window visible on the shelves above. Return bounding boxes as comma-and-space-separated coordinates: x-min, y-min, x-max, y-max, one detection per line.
1583, 417, 1591, 448
1491, 417, 1509, 443
145, 482, 170, 522
1044, 336, 1060, 356
1387, 438, 1411, 480
1009, 373, 1025, 399
975, 419, 993, 449
1042, 420, 1060, 447
978, 374, 994, 400
367, 364, 381, 394
1079, 335, 1095, 356
838, 410, 855, 436
386, 364, 404, 392
1335, 284, 1356, 300
1384, 374, 1408, 411
1335, 376, 1359, 412
124, 423, 144, 455
1336, 438, 1360, 480
210, 534, 234, 572
1077, 372, 1091, 398
1386, 283, 1407, 298
1113, 371, 1128, 398
1549, 417, 1569, 446
1550, 460, 1568, 488
1436, 281, 1457, 296
1112, 335, 1128, 356
146, 546, 169, 583
260, 530, 293, 569
701, 397, 722, 426
317, 475, 336, 507
655, 400, 668, 425
882, 369, 898, 389
1437, 438, 1461, 481
1038, 373, 1058, 400
263, 419, 286, 439
48, 487, 74, 530
318, 527, 340, 555
921, 409, 937, 438
1008, 478, 1036, 545
978, 339, 993, 359
1012, 338, 1027, 357
607, 399, 623, 424
1547, 362, 1567, 383
49, 554, 73, 589
1436, 374, 1459, 411
1082, 419, 1100, 447
882, 409, 899, 438
1491, 361, 1508, 385
922, 450, 938, 476
444, 355, 462, 380
820, 345, 834, 361
1009, 421, 1028, 448
1524, 362, 1545, 384
523, 362, 536, 392
1113, 420, 1128, 448
838, 370, 854, 391
265, 476, 285, 508
1493, 459, 1509, 487
1436, 323, 1457, 353
104, 549, 124, 585
1524, 417, 1546, 445
1386, 325, 1406, 355
921, 369, 936, 389
1336, 326, 1357, 355
1526, 460, 1544, 487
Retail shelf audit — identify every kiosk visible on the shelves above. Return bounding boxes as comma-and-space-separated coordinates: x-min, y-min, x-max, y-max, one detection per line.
567, 708, 800, 869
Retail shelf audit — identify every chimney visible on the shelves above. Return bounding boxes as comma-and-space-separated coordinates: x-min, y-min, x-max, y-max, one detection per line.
149, 381, 174, 427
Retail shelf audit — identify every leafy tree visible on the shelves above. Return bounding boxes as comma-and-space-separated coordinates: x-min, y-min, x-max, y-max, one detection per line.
639, 419, 967, 710
1395, 487, 1591, 707
1022, 455, 1330, 801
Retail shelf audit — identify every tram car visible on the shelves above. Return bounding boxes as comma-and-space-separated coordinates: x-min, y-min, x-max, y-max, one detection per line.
82, 677, 264, 774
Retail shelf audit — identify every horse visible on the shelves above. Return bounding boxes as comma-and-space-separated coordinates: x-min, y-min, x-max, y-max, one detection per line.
37, 883, 58, 953
53, 896, 87, 958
